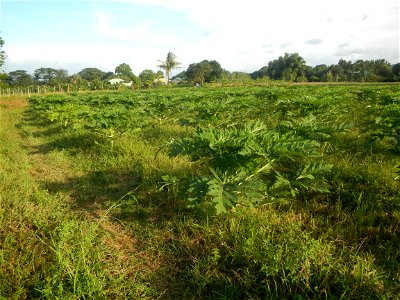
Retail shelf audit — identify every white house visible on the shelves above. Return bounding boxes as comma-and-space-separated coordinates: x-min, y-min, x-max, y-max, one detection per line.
121, 81, 133, 87
108, 78, 125, 85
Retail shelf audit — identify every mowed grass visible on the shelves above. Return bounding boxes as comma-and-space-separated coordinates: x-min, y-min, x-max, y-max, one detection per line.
1, 85, 400, 299
0, 98, 156, 299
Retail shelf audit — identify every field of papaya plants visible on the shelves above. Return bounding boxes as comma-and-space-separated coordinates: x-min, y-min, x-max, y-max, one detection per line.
1, 84, 399, 298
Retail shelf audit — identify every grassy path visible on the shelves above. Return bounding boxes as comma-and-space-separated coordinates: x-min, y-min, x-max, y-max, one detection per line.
0, 97, 158, 298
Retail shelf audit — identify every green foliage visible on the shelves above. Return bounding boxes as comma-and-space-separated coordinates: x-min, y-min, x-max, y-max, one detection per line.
78, 67, 106, 82
139, 69, 156, 88
186, 60, 224, 84
7, 69, 33, 86
115, 63, 133, 79
10, 84, 400, 298
251, 55, 398, 82
0, 36, 5, 71
169, 120, 332, 212
358, 89, 400, 152
34, 67, 69, 85
158, 51, 181, 83
252, 53, 307, 81
169, 207, 389, 299
0, 108, 150, 299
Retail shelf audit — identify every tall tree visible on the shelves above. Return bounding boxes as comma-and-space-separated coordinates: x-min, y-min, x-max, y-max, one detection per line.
69, 74, 88, 89
186, 60, 224, 84
158, 51, 181, 84
139, 69, 156, 88
330, 64, 344, 82
309, 64, 329, 82
252, 53, 307, 81
78, 68, 106, 82
186, 61, 212, 84
34, 68, 69, 85
206, 60, 224, 82
250, 66, 269, 79
392, 63, 400, 81
0, 36, 5, 71
155, 70, 164, 80
0, 73, 8, 88
103, 71, 115, 81
115, 63, 133, 79
7, 70, 33, 86
337, 58, 353, 81
372, 59, 393, 81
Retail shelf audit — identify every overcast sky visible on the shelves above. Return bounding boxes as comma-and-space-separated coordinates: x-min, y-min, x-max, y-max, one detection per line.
1, 0, 399, 75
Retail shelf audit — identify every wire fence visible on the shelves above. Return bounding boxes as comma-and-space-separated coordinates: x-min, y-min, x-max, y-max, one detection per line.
0, 85, 72, 97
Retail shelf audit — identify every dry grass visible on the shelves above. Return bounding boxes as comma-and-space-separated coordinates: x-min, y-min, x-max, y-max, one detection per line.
0, 96, 28, 109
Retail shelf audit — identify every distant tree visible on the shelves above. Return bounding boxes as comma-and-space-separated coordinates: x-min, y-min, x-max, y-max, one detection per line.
273, 53, 307, 81
352, 60, 368, 81
337, 59, 353, 81
252, 53, 307, 81
251, 55, 398, 83
156, 70, 164, 79
228, 71, 251, 82
115, 63, 133, 79
34, 67, 57, 83
330, 64, 344, 82
372, 59, 393, 81
0, 73, 9, 88
186, 60, 224, 84
172, 70, 187, 81
158, 51, 181, 83
302, 65, 313, 81
0, 36, 6, 71
186, 61, 212, 84
34, 68, 69, 85
323, 70, 334, 82
206, 60, 224, 82
339, 59, 393, 82
282, 68, 295, 81
69, 74, 88, 90
78, 68, 106, 82
129, 74, 141, 89
7, 70, 33, 86
103, 71, 115, 81
90, 78, 104, 90
250, 66, 269, 79
309, 64, 329, 82
139, 69, 156, 88
392, 63, 400, 81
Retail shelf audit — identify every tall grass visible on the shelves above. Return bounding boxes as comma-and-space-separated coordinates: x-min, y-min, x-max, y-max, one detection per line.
0, 101, 154, 298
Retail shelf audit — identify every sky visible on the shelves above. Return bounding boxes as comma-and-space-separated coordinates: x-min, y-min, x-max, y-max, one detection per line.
0, 0, 399, 76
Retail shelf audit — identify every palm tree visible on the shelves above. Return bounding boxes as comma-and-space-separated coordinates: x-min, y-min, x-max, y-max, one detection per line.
157, 51, 181, 84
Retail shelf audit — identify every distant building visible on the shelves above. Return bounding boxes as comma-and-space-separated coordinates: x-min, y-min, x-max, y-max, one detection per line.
153, 77, 168, 84
108, 78, 125, 85
121, 81, 133, 87
171, 78, 183, 84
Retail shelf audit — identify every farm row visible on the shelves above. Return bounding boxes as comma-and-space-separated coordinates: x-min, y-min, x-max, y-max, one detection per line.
29, 85, 400, 212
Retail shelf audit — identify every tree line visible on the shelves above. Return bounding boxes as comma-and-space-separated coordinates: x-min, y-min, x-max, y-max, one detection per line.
0, 36, 399, 92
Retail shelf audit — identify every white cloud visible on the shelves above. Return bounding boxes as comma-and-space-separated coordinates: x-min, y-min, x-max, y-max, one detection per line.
3, 0, 398, 74
97, 0, 399, 66
95, 12, 181, 45
5, 43, 165, 74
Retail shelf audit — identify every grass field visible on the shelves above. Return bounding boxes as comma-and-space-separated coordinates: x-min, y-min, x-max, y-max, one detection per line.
0, 84, 399, 299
